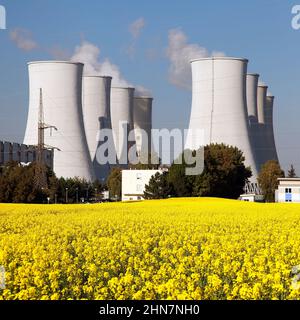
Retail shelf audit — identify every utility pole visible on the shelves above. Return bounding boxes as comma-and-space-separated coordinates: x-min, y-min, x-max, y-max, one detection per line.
34, 88, 59, 191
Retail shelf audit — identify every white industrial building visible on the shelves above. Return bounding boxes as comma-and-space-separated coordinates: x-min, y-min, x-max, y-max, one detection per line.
121, 169, 162, 201
275, 178, 300, 203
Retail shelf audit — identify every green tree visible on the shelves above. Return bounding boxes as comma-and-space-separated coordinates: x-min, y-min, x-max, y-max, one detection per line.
258, 160, 285, 202
193, 144, 252, 199
287, 164, 297, 178
168, 150, 196, 197
107, 167, 122, 200
0, 161, 58, 203
144, 171, 173, 199
129, 152, 160, 170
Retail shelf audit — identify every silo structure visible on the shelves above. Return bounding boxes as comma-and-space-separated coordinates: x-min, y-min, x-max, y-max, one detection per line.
3, 142, 13, 162
0, 141, 4, 165
133, 96, 153, 157
110, 87, 135, 165
82, 76, 112, 181
186, 57, 258, 181
23, 61, 95, 181
20, 144, 29, 163
265, 95, 279, 162
256, 84, 268, 169
12, 143, 21, 162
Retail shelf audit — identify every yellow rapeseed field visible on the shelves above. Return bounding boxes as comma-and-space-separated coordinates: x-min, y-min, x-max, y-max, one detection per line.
1, 198, 300, 300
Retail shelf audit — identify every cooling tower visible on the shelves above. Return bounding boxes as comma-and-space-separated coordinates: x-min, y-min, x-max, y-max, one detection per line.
265, 95, 279, 162
256, 84, 268, 169
246, 74, 259, 121
133, 96, 153, 157
246, 74, 260, 173
23, 61, 95, 181
82, 76, 112, 181
186, 57, 258, 181
110, 87, 135, 165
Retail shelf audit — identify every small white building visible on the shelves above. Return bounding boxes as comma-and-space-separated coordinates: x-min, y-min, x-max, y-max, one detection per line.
275, 178, 300, 203
239, 193, 264, 202
122, 169, 163, 201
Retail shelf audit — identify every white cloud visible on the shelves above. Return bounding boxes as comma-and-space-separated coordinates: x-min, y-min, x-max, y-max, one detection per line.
166, 28, 225, 90
10, 28, 38, 51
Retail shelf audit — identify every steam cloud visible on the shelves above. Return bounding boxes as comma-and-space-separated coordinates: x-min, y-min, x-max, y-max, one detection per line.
127, 17, 146, 59
10, 28, 38, 51
129, 17, 145, 39
70, 41, 151, 96
166, 28, 225, 90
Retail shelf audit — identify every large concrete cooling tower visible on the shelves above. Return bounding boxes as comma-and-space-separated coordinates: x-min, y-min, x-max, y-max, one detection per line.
186, 57, 258, 181
133, 96, 153, 157
246, 73, 260, 173
256, 84, 268, 169
265, 95, 279, 162
110, 87, 135, 165
246, 74, 259, 121
82, 76, 112, 181
23, 61, 95, 181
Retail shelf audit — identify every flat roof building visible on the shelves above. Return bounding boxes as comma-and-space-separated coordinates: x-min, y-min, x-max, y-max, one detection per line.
275, 178, 300, 203
122, 169, 163, 201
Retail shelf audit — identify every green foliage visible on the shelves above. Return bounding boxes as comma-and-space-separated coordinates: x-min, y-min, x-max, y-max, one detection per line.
144, 172, 173, 199
193, 144, 252, 199
0, 162, 103, 204
129, 152, 160, 170
167, 144, 251, 199
287, 164, 297, 178
107, 167, 122, 200
168, 151, 196, 197
258, 160, 285, 202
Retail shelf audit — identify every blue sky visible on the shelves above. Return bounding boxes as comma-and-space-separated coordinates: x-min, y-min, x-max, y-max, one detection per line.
0, 0, 299, 172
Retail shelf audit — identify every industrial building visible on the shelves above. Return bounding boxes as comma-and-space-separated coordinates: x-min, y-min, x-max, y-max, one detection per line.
0, 140, 53, 168
275, 178, 300, 203
121, 169, 163, 201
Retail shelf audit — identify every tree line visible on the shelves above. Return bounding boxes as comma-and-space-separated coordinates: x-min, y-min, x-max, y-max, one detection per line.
106, 144, 289, 202
0, 161, 103, 203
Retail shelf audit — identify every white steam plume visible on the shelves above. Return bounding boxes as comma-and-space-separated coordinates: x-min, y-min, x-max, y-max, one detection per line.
129, 17, 145, 39
166, 28, 225, 90
70, 41, 151, 96
127, 17, 146, 58
10, 28, 38, 51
